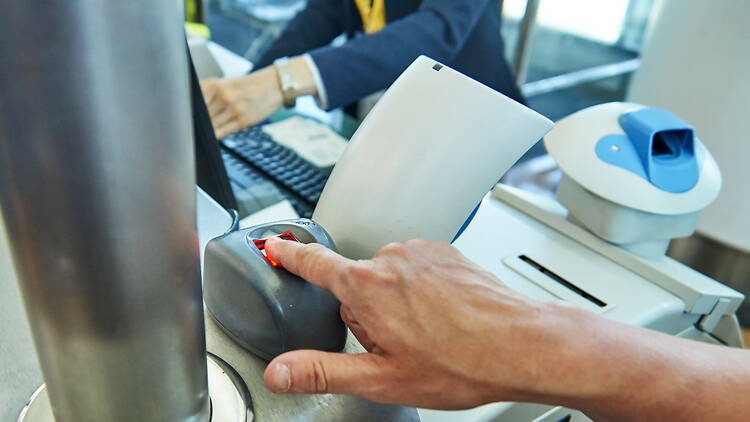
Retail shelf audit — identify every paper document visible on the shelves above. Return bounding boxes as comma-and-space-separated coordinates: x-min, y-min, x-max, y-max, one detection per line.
262, 116, 348, 168
239, 200, 300, 229
207, 41, 253, 77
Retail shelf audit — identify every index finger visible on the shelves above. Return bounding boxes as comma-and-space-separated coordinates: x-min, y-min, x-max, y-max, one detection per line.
265, 237, 358, 300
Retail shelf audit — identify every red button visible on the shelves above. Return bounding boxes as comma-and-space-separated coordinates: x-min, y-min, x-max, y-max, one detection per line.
252, 232, 299, 267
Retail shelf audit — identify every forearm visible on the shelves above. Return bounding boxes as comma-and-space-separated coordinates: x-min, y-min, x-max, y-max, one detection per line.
520, 303, 750, 421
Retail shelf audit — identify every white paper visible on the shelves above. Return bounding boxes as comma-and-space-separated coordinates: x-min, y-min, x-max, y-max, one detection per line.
207, 41, 253, 77
262, 116, 348, 168
239, 200, 300, 229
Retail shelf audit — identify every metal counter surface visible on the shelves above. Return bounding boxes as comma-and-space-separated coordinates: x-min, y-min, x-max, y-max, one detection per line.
1, 218, 41, 422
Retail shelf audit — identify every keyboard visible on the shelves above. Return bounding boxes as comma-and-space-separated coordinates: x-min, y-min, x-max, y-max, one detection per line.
221, 126, 334, 218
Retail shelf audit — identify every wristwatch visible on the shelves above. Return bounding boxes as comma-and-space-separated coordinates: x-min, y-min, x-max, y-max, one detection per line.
273, 57, 298, 108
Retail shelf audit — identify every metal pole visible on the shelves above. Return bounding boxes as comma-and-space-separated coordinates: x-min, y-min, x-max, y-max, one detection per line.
521, 58, 641, 98
0, 2, 209, 421
513, 0, 541, 85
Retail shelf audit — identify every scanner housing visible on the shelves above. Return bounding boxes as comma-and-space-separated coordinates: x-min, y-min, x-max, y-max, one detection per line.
203, 219, 346, 360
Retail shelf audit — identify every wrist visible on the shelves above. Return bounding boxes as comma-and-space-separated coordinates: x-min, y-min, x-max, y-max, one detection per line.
287, 56, 317, 97
485, 301, 626, 404
527, 303, 637, 404
255, 67, 284, 110
525, 303, 707, 421
271, 56, 318, 107
455, 298, 598, 405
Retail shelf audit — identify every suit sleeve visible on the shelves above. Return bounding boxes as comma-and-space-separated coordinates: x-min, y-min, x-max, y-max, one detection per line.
309, 0, 493, 109
255, 0, 345, 69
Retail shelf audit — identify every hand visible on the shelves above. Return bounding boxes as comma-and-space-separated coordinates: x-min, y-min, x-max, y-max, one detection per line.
262, 238, 750, 422
262, 238, 578, 409
200, 67, 283, 140
200, 56, 318, 140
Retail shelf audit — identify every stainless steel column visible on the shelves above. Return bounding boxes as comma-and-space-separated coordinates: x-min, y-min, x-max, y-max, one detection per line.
512, 0, 540, 85
0, 2, 209, 421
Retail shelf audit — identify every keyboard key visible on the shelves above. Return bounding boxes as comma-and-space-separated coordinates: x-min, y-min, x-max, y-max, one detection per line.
221, 125, 340, 217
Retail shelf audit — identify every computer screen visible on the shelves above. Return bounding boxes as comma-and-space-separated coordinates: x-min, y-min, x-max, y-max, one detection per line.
188, 51, 237, 211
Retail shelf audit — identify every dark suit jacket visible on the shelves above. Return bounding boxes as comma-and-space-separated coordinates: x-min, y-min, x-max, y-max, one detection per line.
256, 0, 523, 109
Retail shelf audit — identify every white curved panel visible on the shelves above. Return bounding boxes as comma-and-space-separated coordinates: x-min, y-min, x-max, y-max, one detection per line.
314, 56, 553, 259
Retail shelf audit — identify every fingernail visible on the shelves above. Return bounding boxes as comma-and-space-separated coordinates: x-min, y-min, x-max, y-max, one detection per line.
269, 363, 291, 393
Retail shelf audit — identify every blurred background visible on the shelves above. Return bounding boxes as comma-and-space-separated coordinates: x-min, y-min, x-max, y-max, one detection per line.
200, 0, 654, 158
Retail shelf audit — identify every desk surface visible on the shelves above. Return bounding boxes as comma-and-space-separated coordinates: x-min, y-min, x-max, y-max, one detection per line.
0, 218, 40, 422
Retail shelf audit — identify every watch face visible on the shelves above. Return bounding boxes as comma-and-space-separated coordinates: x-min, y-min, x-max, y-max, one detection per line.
274, 59, 298, 107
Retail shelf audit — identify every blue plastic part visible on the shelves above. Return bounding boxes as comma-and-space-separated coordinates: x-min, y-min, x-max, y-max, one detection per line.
596, 134, 647, 178
595, 107, 700, 193
452, 201, 481, 243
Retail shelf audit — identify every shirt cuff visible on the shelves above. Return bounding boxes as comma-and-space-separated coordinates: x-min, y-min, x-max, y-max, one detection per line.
303, 54, 329, 110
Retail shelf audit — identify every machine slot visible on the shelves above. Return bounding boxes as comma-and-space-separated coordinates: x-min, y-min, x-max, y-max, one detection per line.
518, 255, 607, 307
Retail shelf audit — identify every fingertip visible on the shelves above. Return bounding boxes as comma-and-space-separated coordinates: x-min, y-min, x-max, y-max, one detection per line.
218, 121, 245, 141
264, 236, 282, 248
264, 361, 291, 393
264, 236, 297, 263
265, 350, 383, 396
266, 239, 358, 300
215, 123, 234, 140
265, 351, 314, 394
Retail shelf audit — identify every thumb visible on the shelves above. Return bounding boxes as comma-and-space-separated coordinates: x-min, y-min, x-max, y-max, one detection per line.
264, 350, 387, 396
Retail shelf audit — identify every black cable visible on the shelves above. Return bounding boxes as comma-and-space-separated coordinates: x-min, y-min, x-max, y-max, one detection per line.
224, 209, 240, 235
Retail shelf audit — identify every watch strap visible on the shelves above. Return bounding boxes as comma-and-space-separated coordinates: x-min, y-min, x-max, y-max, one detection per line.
273, 57, 298, 108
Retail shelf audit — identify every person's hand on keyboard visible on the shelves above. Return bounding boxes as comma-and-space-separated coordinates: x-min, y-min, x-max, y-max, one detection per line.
200, 57, 319, 140
200, 67, 283, 140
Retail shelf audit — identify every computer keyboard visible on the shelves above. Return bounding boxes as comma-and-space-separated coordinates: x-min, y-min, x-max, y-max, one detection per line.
221, 126, 333, 218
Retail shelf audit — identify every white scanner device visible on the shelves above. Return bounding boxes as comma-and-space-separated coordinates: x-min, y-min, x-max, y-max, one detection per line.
313, 56, 553, 259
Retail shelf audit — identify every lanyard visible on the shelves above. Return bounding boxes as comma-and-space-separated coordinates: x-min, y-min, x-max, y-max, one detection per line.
354, 0, 386, 34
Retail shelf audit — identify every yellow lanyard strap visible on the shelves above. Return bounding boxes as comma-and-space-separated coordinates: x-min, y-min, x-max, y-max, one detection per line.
354, 0, 386, 34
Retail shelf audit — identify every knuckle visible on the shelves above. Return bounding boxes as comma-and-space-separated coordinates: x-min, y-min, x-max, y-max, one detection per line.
224, 126, 236, 136
228, 103, 241, 114
239, 114, 257, 128
345, 262, 378, 282
339, 305, 352, 322
376, 242, 404, 256
309, 360, 330, 393
298, 243, 328, 271
404, 238, 428, 249
301, 243, 327, 259
436, 241, 459, 254
216, 90, 230, 102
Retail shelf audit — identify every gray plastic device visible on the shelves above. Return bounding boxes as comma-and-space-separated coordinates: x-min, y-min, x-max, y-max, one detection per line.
203, 219, 347, 360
